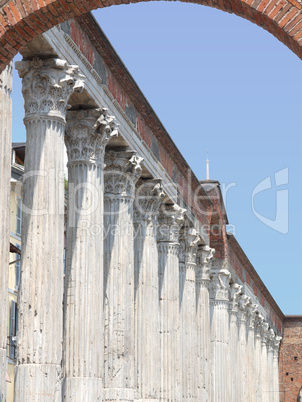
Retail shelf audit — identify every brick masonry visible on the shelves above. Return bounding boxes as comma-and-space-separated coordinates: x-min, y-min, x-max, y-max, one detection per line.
0, 0, 302, 71
279, 316, 302, 402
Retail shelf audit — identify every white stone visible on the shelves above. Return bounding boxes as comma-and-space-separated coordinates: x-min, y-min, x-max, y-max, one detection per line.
157, 203, 185, 401
14, 57, 84, 401
196, 245, 214, 402
103, 150, 143, 401
62, 108, 118, 401
0, 61, 13, 402
134, 178, 164, 400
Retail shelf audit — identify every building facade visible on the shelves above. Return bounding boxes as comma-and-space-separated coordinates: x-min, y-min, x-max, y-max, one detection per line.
0, 13, 301, 402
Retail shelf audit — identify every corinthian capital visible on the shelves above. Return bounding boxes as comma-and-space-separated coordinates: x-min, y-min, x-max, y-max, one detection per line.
65, 108, 118, 165
134, 178, 164, 222
157, 203, 186, 243
246, 304, 258, 329
267, 328, 276, 352
260, 322, 270, 344
229, 283, 242, 312
273, 336, 282, 358
209, 269, 231, 301
15, 57, 84, 121
195, 245, 215, 283
254, 314, 265, 337
104, 150, 143, 198
179, 228, 199, 265
238, 294, 251, 322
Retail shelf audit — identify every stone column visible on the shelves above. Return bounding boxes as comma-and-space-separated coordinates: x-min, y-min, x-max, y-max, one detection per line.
260, 322, 269, 402
179, 228, 199, 401
157, 204, 185, 402
228, 283, 242, 402
133, 178, 164, 401
254, 314, 264, 402
14, 57, 84, 401
195, 245, 214, 402
0, 61, 13, 402
246, 304, 258, 402
237, 294, 250, 402
103, 150, 143, 401
62, 108, 118, 401
273, 336, 282, 402
209, 268, 231, 402
267, 329, 275, 402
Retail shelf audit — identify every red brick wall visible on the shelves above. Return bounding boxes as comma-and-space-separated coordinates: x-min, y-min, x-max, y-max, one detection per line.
279, 317, 302, 402
1, 0, 302, 71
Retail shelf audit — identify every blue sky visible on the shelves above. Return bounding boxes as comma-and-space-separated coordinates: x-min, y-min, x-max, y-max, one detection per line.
12, 2, 301, 314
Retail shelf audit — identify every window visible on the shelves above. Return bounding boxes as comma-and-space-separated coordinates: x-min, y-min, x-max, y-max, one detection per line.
63, 248, 66, 275
16, 197, 22, 236
15, 245, 21, 290
9, 300, 17, 360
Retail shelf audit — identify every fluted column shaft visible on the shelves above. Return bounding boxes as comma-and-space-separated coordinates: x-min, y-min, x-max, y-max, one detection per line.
254, 316, 264, 402
246, 305, 257, 402
260, 324, 269, 402
228, 284, 242, 402
0, 61, 12, 402
14, 58, 83, 401
134, 179, 163, 401
157, 204, 185, 402
62, 109, 118, 400
267, 330, 275, 402
179, 229, 199, 401
273, 337, 281, 402
209, 268, 231, 402
195, 245, 214, 402
103, 150, 143, 401
237, 295, 250, 402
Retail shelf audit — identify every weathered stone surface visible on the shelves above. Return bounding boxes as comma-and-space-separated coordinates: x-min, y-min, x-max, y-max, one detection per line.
103, 150, 143, 401
209, 268, 231, 402
157, 203, 185, 401
134, 179, 164, 400
0, 61, 12, 402
195, 245, 214, 401
62, 108, 118, 401
14, 57, 84, 401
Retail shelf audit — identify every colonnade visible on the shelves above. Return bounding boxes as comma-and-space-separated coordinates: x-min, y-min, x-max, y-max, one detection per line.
0, 62, 13, 402
8, 57, 282, 401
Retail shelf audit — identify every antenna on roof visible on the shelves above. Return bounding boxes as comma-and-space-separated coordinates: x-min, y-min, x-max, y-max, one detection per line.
206, 150, 209, 180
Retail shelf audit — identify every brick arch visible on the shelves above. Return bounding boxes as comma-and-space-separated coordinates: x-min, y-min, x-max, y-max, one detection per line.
0, 0, 302, 72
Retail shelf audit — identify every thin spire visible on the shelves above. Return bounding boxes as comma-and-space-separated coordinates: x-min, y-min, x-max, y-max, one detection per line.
206, 150, 209, 180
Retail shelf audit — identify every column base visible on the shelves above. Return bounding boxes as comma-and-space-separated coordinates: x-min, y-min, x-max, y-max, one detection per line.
14, 364, 61, 402
103, 387, 135, 401
62, 377, 102, 401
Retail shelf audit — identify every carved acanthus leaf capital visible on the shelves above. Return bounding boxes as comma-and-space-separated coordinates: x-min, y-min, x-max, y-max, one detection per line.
209, 269, 231, 301
238, 294, 251, 322
157, 204, 186, 243
260, 322, 270, 344
104, 150, 143, 198
65, 108, 118, 165
246, 304, 259, 329
267, 328, 276, 352
229, 283, 242, 312
273, 336, 282, 356
16, 57, 84, 121
179, 228, 199, 265
254, 313, 265, 336
195, 245, 215, 282
134, 178, 164, 222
